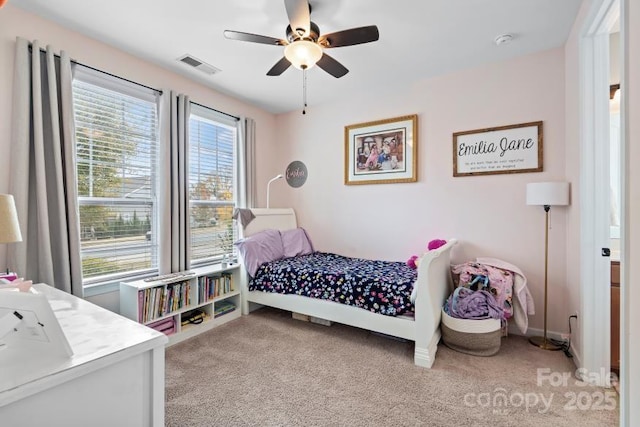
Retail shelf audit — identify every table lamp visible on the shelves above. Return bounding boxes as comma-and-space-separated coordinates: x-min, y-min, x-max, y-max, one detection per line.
0, 194, 22, 243
526, 182, 570, 350
0, 194, 23, 274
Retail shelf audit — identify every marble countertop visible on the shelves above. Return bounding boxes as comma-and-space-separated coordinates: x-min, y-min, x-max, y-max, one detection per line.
0, 284, 167, 403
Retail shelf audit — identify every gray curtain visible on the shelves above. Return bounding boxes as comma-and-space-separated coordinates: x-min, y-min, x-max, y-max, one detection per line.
9, 38, 83, 296
237, 117, 257, 208
159, 91, 190, 273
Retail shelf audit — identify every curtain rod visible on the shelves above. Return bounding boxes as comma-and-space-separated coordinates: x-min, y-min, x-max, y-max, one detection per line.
75, 61, 164, 95
190, 101, 240, 121
28, 44, 162, 95
28, 44, 241, 121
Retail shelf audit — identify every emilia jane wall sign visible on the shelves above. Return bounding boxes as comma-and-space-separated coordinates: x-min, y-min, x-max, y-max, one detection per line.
344, 114, 418, 185
285, 161, 308, 188
452, 121, 543, 177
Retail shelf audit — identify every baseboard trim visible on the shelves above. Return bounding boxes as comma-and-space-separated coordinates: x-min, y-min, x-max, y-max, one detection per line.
570, 341, 582, 370
507, 324, 583, 370
507, 324, 565, 342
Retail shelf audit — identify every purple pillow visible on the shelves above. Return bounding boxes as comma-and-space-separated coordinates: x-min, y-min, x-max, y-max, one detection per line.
234, 229, 284, 277
281, 228, 314, 258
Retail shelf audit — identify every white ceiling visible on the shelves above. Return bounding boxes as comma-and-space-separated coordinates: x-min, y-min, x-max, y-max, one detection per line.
11, 0, 583, 114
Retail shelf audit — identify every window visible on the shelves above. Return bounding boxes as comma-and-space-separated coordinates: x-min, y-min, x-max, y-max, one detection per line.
72, 68, 159, 285
189, 104, 238, 266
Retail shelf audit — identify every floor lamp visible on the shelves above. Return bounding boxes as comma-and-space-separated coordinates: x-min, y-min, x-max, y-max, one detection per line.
266, 174, 283, 209
526, 182, 570, 350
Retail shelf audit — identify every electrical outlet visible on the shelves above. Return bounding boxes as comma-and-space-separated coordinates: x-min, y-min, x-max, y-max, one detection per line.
561, 333, 571, 341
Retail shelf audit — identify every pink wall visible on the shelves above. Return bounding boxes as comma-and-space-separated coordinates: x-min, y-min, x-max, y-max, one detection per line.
0, 5, 279, 309
271, 48, 569, 335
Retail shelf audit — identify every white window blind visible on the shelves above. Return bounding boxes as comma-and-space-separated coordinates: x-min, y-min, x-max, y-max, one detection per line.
189, 104, 238, 266
72, 69, 159, 284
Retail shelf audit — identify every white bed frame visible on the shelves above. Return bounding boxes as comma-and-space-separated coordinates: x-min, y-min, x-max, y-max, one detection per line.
239, 208, 457, 368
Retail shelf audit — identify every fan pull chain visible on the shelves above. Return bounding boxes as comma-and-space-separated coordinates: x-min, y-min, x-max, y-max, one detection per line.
302, 67, 308, 115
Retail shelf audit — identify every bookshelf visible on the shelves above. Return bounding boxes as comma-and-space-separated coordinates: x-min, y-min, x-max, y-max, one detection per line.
119, 263, 241, 346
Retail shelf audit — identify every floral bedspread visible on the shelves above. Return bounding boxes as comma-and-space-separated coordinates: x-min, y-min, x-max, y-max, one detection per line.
249, 252, 417, 316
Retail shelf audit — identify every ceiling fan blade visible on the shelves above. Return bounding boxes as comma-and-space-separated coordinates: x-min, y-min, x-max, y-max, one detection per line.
284, 0, 311, 38
267, 57, 292, 76
223, 30, 287, 46
316, 53, 348, 78
319, 25, 380, 48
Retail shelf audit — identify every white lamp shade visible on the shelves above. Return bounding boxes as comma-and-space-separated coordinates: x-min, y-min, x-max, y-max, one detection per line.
284, 40, 323, 70
0, 194, 22, 243
526, 182, 570, 206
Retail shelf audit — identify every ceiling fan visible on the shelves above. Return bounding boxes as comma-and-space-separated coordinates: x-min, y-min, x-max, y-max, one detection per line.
223, 0, 379, 78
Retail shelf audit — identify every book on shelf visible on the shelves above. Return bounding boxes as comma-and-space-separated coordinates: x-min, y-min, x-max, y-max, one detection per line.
214, 301, 236, 318
138, 280, 191, 323
138, 291, 144, 322
197, 273, 235, 303
147, 317, 176, 336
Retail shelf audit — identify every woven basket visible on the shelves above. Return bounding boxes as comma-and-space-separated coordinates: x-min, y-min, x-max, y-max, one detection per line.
440, 308, 502, 356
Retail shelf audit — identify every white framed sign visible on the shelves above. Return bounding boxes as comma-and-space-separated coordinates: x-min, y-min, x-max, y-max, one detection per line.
453, 121, 543, 177
0, 290, 73, 358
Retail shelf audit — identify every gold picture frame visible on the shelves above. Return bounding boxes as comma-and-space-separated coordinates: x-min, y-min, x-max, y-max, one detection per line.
344, 114, 418, 185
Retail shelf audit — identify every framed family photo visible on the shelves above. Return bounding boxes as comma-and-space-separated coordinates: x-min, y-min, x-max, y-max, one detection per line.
344, 114, 418, 185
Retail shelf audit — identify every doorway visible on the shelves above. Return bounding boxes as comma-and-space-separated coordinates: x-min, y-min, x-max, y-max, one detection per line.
608, 30, 622, 375
578, 0, 620, 386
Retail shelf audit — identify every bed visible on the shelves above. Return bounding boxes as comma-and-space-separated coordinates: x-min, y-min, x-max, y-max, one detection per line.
238, 208, 457, 368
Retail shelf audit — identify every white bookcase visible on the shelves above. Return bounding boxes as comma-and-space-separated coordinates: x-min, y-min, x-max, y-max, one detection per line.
119, 263, 241, 346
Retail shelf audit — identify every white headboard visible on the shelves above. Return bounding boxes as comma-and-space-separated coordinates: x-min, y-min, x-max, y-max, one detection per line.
242, 208, 297, 237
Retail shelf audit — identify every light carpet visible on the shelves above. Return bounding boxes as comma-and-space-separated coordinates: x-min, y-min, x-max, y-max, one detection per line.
165, 308, 618, 427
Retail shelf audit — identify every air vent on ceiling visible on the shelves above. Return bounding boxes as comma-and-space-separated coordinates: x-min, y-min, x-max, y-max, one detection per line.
177, 54, 221, 75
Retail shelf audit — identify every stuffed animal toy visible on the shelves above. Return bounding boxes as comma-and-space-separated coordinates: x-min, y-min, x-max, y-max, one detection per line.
406, 255, 419, 269
406, 239, 447, 269
427, 239, 447, 251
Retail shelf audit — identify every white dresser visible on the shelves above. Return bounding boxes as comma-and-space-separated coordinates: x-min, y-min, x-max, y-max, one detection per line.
0, 284, 168, 426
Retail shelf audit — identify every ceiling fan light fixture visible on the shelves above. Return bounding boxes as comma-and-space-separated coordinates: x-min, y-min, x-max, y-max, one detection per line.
284, 40, 323, 70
